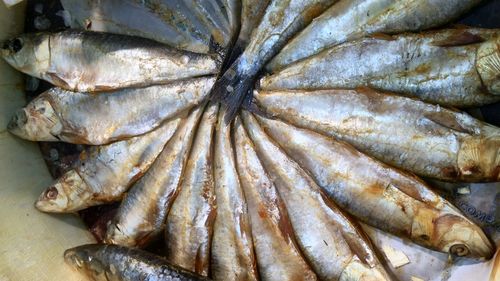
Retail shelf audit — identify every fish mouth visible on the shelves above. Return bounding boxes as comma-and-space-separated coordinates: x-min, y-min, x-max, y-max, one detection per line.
7, 109, 27, 132
64, 248, 85, 269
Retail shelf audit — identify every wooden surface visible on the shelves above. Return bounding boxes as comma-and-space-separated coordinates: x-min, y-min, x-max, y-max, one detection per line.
0, 2, 95, 281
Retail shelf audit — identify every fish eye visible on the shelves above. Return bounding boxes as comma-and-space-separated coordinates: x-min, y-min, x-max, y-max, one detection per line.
45, 186, 59, 199
11, 38, 23, 53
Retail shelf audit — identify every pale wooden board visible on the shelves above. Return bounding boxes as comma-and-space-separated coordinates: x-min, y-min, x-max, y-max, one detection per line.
0, 2, 95, 281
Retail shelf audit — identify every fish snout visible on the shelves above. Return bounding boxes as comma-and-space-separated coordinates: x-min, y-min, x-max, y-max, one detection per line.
35, 184, 65, 212
7, 108, 27, 131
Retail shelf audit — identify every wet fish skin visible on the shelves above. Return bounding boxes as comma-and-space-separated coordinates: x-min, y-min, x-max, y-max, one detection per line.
212, 0, 337, 121
64, 244, 210, 281
268, 0, 482, 70
35, 116, 182, 213
255, 115, 495, 259
233, 116, 318, 281
254, 88, 500, 183
0, 30, 219, 92
7, 77, 214, 145
104, 107, 203, 247
164, 103, 218, 277
242, 111, 392, 281
211, 106, 258, 281
60, 0, 211, 53
262, 29, 500, 107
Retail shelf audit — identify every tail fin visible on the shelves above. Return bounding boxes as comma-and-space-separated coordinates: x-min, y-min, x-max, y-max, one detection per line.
210, 56, 256, 124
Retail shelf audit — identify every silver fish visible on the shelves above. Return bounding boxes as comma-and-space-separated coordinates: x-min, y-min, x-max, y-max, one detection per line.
233, 117, 318, 281
211, 106, 258, 281
254, 88, 500, 182
35, 116, 182, 213
105, 107, 203, 247
184, 0, 233, 48
238, 0, 271, 47
255, 115, 495, 258
221, 0, 241, 39
268, 0, 482, 70
241, 111, 392, 281
0, 30, 219, 92
211, 0, 337, 120
164, 103, 219, 277
7, 77, 214, 145
65, 244, 210, 281
262, 29, 500, 107
60, 0, 215, 53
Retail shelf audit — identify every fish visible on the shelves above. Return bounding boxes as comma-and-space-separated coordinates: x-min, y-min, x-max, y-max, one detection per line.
211, 106, 258, 281
104, 106, 203, 247
164, 103, 218, 277
253, 88, 500, 182
261, 29, 500, 107
268, 0, 483, 71
184, 0, 233, 48
60, 0, 219, 53
34, 116, 182, 213
7, 77, 214, 145
0, 30, 219, 92
241, 111, 392, 281
255, 115, 495, 259
224, 0, 271, 67
221, 0, 241, 39
233, 117, 318, 281
211, 0, 337, 121
64, 244, 210, 281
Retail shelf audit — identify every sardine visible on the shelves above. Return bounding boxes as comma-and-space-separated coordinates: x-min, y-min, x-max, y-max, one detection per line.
164, 103, 218, 277
0, 30, 219, 92
227, 0, 270, 61
60, 0, 214, 53
255, 115, 495, 258
233, 117, 318, 281
211, 0, 337, 120
221, 0, 241, 39
211, 106, 258, 281
222, 0, 271, 73
7, 77, 214, 145
241, 112, 392, 281
104, 107, 203, 247
262, 29, 500, 107
184, 0, 233, 48
254, 88, 500, 182
65, 244, 210, 281
268, 0, 482, 70
35, 116, 182, 213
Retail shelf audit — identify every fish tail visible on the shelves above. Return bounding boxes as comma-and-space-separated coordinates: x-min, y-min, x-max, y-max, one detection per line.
210, 57, 256, 124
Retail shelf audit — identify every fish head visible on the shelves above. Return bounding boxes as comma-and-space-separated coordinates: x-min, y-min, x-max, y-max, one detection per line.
8, 95, 62, 141
433, 213, 495, 259
64, 244, 109, 280
1, 33, 50, 76
477, 37, 500, 95
35, 170, 90, 213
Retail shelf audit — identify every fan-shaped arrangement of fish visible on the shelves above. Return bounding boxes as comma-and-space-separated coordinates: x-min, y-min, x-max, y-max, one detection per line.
2, 0, 499, 280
